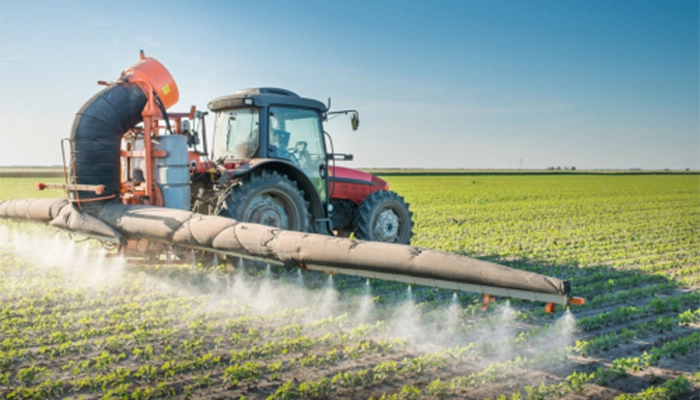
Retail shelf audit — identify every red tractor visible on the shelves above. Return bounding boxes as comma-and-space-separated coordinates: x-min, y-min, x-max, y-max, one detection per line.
44, 54, 411, 246
185, 88, 414, 244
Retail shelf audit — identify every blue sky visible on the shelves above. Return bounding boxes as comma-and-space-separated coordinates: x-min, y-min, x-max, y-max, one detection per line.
1, 0, 698, 169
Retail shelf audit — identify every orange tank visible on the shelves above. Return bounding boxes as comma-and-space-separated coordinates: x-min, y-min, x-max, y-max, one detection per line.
122, 51, 179, 109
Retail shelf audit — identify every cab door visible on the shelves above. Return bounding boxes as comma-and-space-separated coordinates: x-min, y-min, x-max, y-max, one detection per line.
268, 106, 328, 201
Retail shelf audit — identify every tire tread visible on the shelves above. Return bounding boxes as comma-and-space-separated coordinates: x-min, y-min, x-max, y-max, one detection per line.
354, 190, 413, 244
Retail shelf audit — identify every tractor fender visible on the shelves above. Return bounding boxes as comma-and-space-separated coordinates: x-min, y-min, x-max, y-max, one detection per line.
218, 158, 327, 231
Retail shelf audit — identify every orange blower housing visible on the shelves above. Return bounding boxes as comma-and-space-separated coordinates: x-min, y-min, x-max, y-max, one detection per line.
122, 52, 179, 109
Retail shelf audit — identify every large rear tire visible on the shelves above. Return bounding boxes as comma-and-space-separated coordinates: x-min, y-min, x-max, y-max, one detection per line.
354, 190, 413, 244
217, 170, 310, 232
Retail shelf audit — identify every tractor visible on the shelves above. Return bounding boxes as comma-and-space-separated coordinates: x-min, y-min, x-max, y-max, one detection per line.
185, 87, 414, 244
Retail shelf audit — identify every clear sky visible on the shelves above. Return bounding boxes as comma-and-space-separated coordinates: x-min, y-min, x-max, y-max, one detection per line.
1, 0, 698, 169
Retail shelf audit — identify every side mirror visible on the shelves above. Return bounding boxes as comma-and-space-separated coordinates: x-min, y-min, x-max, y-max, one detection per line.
350, 113, 360, 131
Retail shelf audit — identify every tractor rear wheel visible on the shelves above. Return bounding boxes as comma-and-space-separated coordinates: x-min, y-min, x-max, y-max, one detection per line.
217, 170, 310, 232
354, 190, 413, 244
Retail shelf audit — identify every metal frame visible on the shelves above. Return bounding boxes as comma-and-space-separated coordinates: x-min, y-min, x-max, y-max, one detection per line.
304, 264, 568, 305
190, 245, 567, 305
34, 228, 571, 307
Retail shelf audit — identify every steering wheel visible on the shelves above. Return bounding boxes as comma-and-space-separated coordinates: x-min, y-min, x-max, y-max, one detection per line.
287, 141, 313, 169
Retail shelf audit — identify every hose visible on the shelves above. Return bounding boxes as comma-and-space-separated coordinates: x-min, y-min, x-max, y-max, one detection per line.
69, 83, 147, 207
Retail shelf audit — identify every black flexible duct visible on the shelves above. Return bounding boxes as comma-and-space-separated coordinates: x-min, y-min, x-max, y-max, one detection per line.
69, 83, 147, 205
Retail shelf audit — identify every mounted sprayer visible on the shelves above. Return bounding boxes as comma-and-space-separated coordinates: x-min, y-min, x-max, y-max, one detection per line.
0, 52, 585, 313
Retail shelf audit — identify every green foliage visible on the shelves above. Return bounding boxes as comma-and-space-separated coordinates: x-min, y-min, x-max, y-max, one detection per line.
1, 174, 698, 399
0, 177, 64, 200
267, 381, 298, 400
424, 378, 448, 397
614, 376, 690, 400
566, 371, 594, 392
398, 384, 421, 400
16, 365, 48, 386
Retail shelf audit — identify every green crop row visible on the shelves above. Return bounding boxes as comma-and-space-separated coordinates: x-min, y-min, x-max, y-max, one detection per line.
572, 308, 700, 356
576, 291, 699, 331
372, 331, 700, 400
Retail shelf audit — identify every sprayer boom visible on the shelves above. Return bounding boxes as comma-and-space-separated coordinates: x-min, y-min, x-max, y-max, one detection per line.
0, 198, 583, 309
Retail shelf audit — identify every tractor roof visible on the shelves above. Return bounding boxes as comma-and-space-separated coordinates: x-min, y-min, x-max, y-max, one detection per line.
208, 87, 327, 112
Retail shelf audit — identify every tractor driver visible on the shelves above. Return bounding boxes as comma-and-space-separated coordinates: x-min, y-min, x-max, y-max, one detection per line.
269, 129, 291, 160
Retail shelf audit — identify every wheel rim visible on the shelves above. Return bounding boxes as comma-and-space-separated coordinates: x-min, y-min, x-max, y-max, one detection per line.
244, 191, 298, 230
372, 209, 401, 242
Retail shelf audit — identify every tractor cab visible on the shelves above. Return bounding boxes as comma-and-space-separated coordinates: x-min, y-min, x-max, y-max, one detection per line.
211, 88, 327, 175
210, 88, 328, 199
207, 87, 414, 244
209, 88, 331, 233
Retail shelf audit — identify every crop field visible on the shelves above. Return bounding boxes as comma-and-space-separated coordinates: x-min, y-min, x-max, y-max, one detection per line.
0, 174, 699, 399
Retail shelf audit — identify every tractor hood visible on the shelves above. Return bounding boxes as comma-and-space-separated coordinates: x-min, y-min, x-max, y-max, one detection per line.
330, 166, 390, 191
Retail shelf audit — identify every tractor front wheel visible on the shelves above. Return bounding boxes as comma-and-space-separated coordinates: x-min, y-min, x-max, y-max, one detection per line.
217, 170, 310, 232
355, 190, 413, 244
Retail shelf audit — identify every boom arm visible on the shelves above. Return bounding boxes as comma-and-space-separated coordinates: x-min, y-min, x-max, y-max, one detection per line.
0, 198, 581, 307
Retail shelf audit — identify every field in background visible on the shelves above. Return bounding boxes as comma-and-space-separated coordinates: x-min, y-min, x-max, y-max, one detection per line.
0, 167, 65, 178
364, 169, 698, 176
0, 178, 65, 201
2, 166, 697, 178
1, 173, 698, 399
